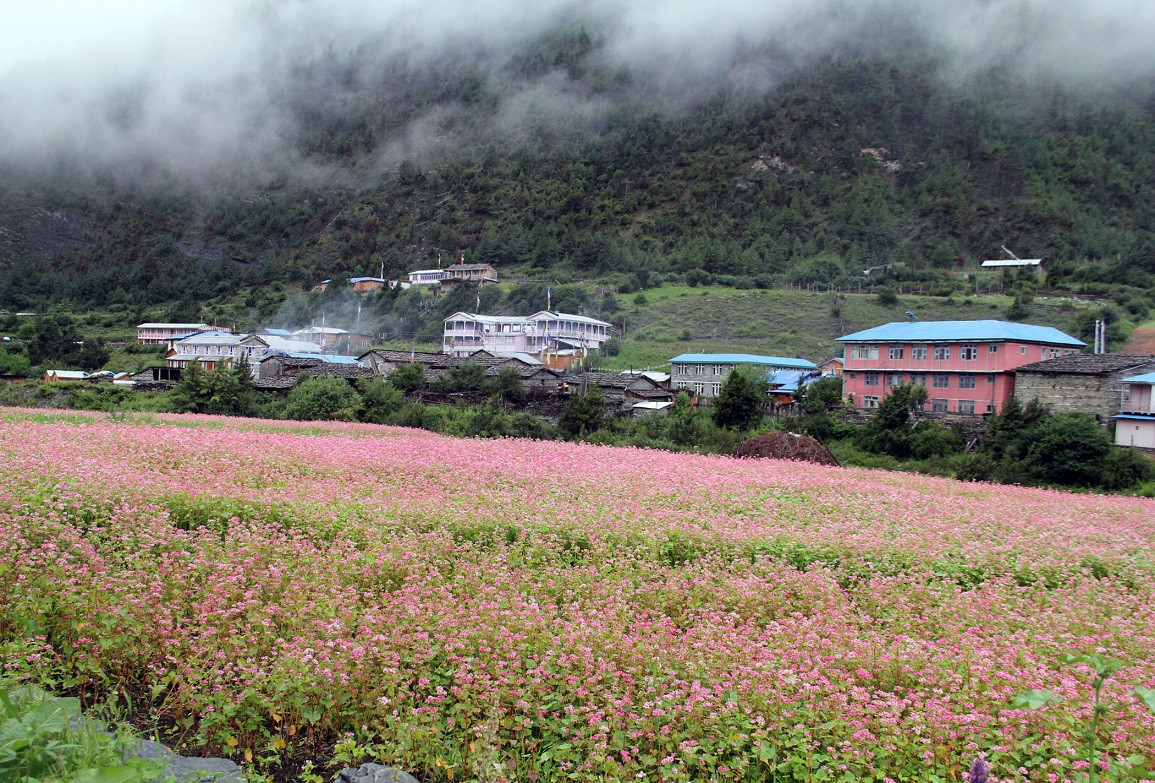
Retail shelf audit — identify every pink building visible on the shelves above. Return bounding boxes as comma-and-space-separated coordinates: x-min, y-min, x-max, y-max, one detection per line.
837, 320, 1084, 414
136, 322, 216, 345
1115, 372, 1155, 449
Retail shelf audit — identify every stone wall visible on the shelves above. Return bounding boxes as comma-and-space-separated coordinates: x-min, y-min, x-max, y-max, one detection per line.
1015, 371, 1131, 425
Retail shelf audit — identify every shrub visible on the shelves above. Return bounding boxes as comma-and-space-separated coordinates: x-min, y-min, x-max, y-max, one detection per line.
284, 376, 360, 421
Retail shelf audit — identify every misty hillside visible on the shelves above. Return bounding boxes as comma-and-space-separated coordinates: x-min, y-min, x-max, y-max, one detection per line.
1, 2, 1153, 319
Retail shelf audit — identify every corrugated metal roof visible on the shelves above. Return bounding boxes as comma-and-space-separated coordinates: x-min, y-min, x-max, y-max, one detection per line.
348, 277, 385, 283
494, 352, 543, 365
669, 353, 818, 370
529, 311, 613, 328
1114, 414, 1155, 420
1120, 372, 1155, 384
980, 259, 1042, 267
137, 322, 212, 329
175, 332, 242, 345
836, 320, 1085, 347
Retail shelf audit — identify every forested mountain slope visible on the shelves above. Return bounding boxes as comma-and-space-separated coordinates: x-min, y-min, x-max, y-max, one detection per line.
1, 18, 1152, 314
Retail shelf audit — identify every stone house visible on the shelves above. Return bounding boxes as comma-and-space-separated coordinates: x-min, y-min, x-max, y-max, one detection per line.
568, 372, 675, 415
1014, 354, 1155, 425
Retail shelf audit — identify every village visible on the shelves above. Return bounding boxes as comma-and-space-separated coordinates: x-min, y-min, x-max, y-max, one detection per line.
38, 280, 1155, 453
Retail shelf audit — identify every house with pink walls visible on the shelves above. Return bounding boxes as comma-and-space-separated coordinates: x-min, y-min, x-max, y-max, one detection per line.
837, 320, 1084, 414
1114, 372, 1155, 450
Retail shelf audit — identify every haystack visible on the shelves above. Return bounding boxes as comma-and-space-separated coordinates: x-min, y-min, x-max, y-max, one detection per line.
734, 431, 839, 466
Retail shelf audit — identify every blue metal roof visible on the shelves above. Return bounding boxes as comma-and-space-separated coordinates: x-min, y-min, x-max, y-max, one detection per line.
1120, 372, 1155, 384
836, 320, 1085, 347
669, 353, 818, 370
348, 277, 386, 283
766, 369, 822, 393
1113, 414, 1155, 421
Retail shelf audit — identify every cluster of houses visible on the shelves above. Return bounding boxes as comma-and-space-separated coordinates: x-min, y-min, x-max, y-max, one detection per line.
53, 312, 1155, 451
314, 258, 500, 295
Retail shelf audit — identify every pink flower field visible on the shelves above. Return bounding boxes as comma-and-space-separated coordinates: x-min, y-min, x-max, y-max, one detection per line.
1, 408, 1153, 782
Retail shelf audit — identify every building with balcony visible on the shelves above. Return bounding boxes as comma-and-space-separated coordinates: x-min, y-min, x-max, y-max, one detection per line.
136, 323, 216, 345
442, 311, 613, 358
669, 353, 818, 398
441, 263, 498, 289
1115, 372, 1155, 449
837, 320, 1085, 414
166, 331, 243, 372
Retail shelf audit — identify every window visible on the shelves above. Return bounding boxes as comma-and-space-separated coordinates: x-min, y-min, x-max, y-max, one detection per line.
989, 345, 998, 354
986, 374, 995, 384
957, 399, 976, 414
960, 345, 978, 360
889, 346, 904, 360
932, 374, 950, 389
910, 345, 928, 360
886, 373, 903, 387
985, 404, 995, 413
849, 372, 857, 380
1021, 346, 1028, 355
1048, 348, 1061, 359
931, 398, 949, 413
909, 373, 926, 387
958, 374, 977, 389
711, 382, 722, 396
851, 345, 879, 360
863, 395, 880, 408
864, 372, 880, 386
694, 383, 705, 395
933, 346, 951, 360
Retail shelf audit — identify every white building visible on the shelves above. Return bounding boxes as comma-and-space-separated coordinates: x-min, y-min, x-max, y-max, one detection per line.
442, 311, 613, 358
166, 332, 243, 371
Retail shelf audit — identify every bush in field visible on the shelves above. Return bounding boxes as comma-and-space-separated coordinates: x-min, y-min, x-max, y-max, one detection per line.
0, 349, 31, 376
965, 398, 1151, 490
388, 363, 427, 395
558, 387, 606, 439
169, 359, 256, 417
713, 366, 766, 431
284, 376, 360, 421
357, 378, 405, 424
856, 383, 927, 458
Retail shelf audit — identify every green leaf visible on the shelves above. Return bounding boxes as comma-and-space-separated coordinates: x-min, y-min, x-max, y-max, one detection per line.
71, 764, 149, 783
1011, 689, 1059, 710
1134, 687, 1155, 715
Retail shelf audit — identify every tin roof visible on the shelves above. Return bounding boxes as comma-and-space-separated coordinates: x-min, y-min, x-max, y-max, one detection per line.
1120, 372, 1155, 384
669, 353, 818, 370
528, 311, 613, 328
837, 320, 1085, 347
137, 322, 213, 330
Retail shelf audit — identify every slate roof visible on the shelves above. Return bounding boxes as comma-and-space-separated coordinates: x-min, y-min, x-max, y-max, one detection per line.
670, 353, 818, 370
1016, 354, 1155, 375
358, 349, 444, 365
837, 320, 1085, 347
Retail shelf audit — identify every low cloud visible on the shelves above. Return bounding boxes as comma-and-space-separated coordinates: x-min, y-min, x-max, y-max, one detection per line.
1, 0, 1151, 188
